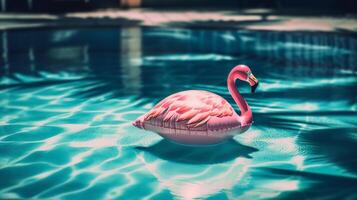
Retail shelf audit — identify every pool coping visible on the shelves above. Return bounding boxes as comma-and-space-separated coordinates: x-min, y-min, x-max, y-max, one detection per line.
0, 8, 356, 33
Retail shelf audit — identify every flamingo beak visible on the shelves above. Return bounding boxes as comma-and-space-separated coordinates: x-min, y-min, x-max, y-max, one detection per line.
248, 74, 259, 93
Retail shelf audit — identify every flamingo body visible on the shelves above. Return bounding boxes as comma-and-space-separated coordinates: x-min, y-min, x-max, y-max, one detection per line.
133, 90, 250, 145
133, 65, 258, 145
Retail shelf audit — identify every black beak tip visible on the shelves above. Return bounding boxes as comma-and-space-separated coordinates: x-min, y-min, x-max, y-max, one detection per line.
251, 82, 259, 93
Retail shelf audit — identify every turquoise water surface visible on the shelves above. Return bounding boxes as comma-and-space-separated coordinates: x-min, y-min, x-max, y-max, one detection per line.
0, 27, 356, 199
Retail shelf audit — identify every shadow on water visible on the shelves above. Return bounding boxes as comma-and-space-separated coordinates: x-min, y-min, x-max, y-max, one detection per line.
261, 167, 357, 200
252, 127, 357, 199
299, 127, 357, 174
135, 139, 258, 164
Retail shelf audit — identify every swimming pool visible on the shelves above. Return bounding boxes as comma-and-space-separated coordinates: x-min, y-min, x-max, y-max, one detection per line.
0, 27, 356, 199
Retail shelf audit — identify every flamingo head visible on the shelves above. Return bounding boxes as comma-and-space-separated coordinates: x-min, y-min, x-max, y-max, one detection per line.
232, 65, 259, 93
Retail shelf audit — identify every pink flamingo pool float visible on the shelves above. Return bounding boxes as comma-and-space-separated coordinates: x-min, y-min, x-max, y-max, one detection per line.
133, 65, 259, 145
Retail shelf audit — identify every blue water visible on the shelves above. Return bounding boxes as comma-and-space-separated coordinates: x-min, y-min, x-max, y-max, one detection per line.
0, 27, 356, 199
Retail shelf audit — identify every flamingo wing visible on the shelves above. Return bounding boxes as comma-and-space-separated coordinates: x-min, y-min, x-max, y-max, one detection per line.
144, 90, 234, 127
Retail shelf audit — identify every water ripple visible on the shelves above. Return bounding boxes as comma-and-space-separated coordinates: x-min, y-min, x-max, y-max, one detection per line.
0, 27, 356, 199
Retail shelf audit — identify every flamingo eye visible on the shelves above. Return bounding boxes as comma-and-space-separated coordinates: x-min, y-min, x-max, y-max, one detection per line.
246, 71, 252, 80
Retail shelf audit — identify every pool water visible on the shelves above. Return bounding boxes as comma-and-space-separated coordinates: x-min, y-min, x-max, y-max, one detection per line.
0, 27, 356, 199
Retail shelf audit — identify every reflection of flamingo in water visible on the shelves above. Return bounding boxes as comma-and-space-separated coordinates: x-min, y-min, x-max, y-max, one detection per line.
133, 65, 259, 145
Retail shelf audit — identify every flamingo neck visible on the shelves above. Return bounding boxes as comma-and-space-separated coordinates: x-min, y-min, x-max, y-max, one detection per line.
227, 70, 252, 126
